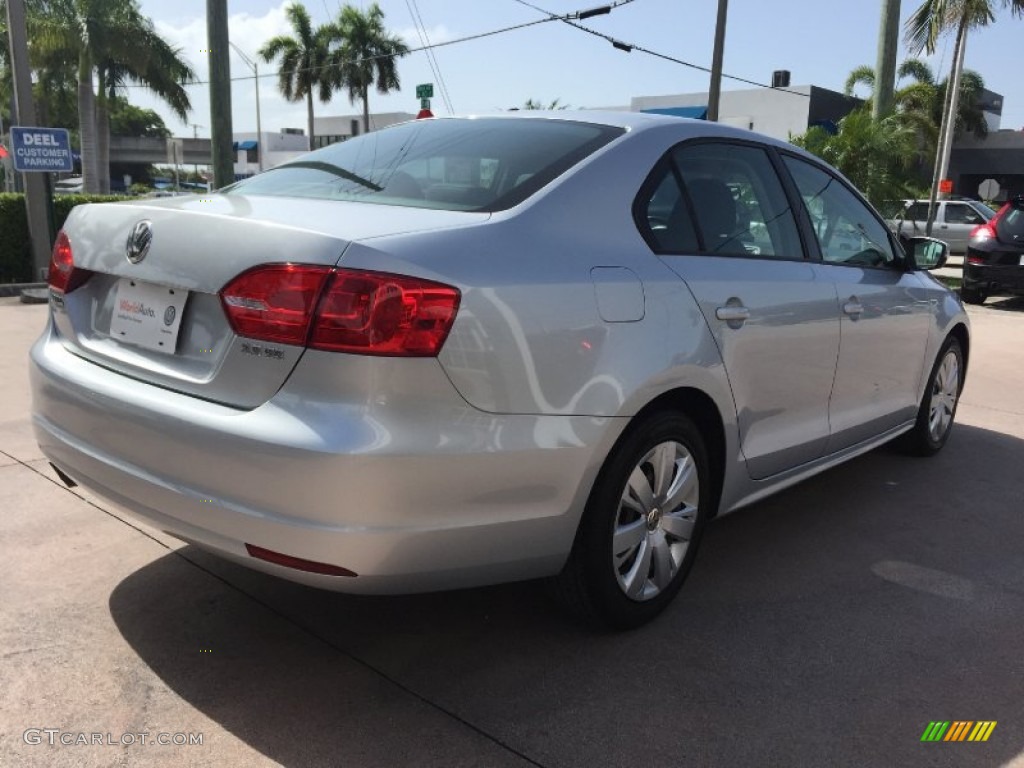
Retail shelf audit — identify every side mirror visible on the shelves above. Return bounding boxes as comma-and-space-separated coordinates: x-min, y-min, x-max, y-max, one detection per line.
908, 236, 948, 270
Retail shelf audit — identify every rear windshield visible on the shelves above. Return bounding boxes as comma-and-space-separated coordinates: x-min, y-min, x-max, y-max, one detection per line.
226, 118, 624, 212
997, 207, 1024, 240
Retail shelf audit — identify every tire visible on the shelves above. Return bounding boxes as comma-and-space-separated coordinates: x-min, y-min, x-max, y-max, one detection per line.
555, 412, 710, 629
899, 337, 964, 456
960, 286, 986, 305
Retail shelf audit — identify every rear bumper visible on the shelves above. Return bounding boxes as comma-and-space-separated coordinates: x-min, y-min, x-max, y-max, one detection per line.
963, 262, 1024, 295
30, 324, 621, 593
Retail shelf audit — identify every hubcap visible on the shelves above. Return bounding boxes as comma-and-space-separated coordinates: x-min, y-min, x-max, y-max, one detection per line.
612, 441, 699, 602
928, 350, 960, 442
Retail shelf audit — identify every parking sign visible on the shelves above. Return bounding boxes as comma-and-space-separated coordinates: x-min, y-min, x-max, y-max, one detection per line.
11, 127, 74, 173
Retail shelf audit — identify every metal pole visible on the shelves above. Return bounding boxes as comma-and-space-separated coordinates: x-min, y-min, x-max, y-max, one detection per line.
872, 0, 902, 119
207, 0, 234, 189
229, 42, 263, 173
6, 0, 54, 280
706, 0, 729, 122
255, 61, 263, 172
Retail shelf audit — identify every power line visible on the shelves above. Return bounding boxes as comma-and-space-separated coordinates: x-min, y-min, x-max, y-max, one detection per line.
404, 0, 453, 113
118, 15, 560, 90
511, 0, 811, 98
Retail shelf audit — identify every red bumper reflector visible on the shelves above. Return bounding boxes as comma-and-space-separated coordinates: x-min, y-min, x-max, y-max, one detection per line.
245, 544, 357, 577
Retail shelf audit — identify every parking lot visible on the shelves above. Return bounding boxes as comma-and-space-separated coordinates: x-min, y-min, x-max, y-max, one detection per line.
2, 295, 1024, 768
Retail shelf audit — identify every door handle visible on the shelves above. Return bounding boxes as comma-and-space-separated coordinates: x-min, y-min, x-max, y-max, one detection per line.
715, 305, 750, 324
842, 299, 863, 318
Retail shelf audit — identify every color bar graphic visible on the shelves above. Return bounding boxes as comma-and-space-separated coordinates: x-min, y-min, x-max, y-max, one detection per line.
921, 721, 996, 742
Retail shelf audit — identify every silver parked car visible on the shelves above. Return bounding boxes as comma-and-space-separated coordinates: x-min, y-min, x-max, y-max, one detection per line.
31, 114, 969, 628
888, 198, 997, 254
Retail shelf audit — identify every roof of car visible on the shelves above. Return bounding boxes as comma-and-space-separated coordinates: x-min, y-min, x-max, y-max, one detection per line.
436, 110, 800, 150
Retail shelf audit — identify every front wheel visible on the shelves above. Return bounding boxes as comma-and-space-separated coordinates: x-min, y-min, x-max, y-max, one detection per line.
555, 412, 710, 629
899, 337, 964, 456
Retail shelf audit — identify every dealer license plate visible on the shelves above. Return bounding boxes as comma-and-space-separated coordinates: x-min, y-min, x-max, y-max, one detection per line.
109, 279, 188, 354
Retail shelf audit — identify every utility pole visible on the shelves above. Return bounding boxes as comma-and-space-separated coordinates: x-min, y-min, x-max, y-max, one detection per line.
5, 0, 53, 281
872, 0, 902, 119
207, 0, 234, 189
706, 0, 729, 122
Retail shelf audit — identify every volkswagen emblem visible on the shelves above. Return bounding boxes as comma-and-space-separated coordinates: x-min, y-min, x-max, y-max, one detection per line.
126, 220, 153, 264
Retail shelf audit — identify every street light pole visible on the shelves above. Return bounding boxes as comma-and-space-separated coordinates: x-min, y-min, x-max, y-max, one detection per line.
706, 0, 729, 122
229, 42, 264, 173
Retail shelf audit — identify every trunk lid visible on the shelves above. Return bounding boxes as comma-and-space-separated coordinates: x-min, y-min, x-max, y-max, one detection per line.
54, 195, 486, 409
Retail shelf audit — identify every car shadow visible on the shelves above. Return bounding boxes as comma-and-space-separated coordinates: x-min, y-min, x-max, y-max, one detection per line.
108, 422, 1024, 768
981, 295, 1024, 313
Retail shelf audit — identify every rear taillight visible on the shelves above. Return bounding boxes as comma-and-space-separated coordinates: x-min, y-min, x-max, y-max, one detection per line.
221, 264, 332, 345
219, 264, 460, 357
47, 230, 90, 293
970, 203, 1011, 244
969, 223, 995, 243
311, 270, 460, 356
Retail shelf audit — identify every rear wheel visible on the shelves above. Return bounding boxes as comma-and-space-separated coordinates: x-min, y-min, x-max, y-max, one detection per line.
899, 337, 964, 456
555, 412, 710, 629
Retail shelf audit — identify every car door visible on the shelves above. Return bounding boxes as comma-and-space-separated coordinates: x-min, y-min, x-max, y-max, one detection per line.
639, 140, 840, 480
939, 201, 986, 254
780, 154, 934, 453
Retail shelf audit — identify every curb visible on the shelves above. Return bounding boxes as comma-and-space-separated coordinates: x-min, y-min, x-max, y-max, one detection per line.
0, 282, 46, 298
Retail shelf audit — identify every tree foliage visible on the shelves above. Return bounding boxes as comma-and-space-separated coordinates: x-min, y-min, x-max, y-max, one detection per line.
329, 2, 409, 135
258, 2, 337, 144
791, 107, 923, 205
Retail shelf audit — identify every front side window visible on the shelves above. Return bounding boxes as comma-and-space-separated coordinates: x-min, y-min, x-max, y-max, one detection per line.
783, 155, 898, 268
671, 143, 803, 259
226, 118, 624, 212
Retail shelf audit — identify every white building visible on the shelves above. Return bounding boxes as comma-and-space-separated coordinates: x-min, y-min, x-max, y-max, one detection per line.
312, 112, 417, 149
630, 85, 862, 141
232, 129, 309, 177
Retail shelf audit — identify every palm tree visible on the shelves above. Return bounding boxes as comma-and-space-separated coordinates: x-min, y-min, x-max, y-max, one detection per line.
843, 65, 878, 99
904, 0, 1024, 232
258, 2, 337, 147
94, 25, 193, 193
521, 98, 570, 110
29, 0, 194, 193
330, 2, 409, 135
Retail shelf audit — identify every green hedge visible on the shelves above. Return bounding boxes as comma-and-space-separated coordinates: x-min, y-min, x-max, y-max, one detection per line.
0, 193, 123, 283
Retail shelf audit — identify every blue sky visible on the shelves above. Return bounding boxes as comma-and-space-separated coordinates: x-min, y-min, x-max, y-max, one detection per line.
131, 0, 1024, 136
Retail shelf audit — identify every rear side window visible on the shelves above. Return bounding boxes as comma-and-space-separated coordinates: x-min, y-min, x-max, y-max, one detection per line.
637, 163, 700, 253
904, 202, 929, 221
226, 118, 623, 212
783, 155, 897, 268
672, 143, 803, 259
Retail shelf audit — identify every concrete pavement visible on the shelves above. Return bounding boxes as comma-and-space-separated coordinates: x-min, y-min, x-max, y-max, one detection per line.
3, 296, 1024, 767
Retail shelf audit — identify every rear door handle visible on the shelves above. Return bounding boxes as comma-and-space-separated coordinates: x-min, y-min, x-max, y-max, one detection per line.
715, 305, 750, 323
843, 299, 863, 318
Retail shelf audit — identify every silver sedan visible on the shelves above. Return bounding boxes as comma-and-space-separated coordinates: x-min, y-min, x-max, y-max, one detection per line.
31, 113, 968, 628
